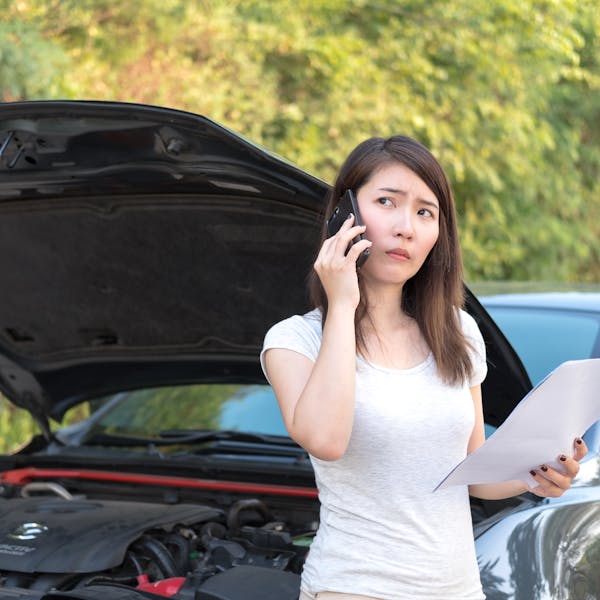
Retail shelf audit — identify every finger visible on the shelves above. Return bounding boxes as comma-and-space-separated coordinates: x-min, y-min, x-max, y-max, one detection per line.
318, 220, 357, 260
330, 213, 366, 239
315, 230, 365, 270
329, 224, 366, 259
528, 468, 570, 498
333, 212, 355, 233
335, 222, 366, 244
318, 216, 368, 270
573, 437, 588, 461
557, 453, 580, 478
346, 238, 372, 263
531, 463, 573, 491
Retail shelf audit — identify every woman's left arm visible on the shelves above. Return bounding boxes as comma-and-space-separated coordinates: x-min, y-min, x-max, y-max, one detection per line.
466, 385, 588, 500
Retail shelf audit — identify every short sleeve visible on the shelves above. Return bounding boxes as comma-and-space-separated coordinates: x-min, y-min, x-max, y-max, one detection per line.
260, 310, 323, 384
458, 309, 488, 387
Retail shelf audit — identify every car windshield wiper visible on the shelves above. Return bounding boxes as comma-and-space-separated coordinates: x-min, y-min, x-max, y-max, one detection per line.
82, 429, 299, 449
160, 429, 307, 458
158, 429, 299, 446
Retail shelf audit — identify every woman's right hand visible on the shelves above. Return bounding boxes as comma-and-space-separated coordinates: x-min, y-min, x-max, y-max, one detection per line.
313, 214, 372, 310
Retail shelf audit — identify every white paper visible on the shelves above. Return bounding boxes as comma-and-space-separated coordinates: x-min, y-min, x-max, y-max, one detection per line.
435, 359, 600, 491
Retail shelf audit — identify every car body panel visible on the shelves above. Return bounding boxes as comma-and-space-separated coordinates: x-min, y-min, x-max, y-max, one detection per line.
475, 291, 600, 600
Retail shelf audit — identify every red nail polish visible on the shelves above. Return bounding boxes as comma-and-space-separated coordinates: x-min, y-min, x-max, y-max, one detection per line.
541, 465, 548, 472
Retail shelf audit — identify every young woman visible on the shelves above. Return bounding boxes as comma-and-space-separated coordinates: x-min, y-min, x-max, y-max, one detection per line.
260, 136, 586, 600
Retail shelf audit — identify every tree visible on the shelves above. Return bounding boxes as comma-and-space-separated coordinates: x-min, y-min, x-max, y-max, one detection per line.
2, 0, 599, 281
0, 1, 70, 100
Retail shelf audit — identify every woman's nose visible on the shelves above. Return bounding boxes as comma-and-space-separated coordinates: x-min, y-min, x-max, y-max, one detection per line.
392, 211, 414, 238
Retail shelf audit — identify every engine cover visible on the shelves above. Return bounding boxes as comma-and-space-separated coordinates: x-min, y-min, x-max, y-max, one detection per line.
195, 566, 301, 600
0, 497, 221, 573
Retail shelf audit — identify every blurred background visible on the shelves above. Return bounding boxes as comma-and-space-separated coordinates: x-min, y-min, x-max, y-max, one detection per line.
1, 0, 599, 449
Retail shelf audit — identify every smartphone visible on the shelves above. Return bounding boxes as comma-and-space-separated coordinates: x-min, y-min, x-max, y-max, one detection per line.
326, 189, 370, 268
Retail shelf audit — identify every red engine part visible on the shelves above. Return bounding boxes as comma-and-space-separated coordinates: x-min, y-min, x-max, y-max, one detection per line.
136, 574, 186, 597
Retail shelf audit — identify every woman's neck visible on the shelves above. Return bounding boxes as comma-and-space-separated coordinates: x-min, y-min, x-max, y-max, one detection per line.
361, 287, 414, 338
359, 290, 429, 369
361, 282, 409, 331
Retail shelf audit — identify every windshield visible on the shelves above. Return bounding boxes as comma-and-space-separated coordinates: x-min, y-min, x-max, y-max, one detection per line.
60, 384, 288, 443
484, 307, 600, 385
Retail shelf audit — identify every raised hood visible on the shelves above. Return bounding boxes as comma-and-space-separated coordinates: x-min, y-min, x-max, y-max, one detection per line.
0, 101, 530, 430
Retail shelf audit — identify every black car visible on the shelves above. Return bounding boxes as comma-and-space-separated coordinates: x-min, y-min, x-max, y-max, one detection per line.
0, 101, 597, 600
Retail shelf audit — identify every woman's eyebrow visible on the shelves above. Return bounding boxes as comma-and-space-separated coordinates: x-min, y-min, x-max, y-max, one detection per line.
377, 187, 439, 209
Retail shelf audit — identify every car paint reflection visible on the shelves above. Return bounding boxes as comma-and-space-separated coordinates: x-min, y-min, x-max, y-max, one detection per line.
478, 494, 600, 599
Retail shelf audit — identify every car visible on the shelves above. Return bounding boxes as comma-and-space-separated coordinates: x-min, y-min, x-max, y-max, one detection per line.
473, 287, 600, 600
0, 100, 596, 600
477, 288, 600, 386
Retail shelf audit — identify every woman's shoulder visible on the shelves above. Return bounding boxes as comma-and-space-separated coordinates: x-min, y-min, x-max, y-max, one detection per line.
266, 307, 322, 336
456, 307, 487, 385
456, 307, 483, 339
262, 308, 323, 351
260, 309, 322, 380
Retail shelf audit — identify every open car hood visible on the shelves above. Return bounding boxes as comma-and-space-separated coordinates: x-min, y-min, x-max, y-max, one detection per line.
0, 101, 530, 430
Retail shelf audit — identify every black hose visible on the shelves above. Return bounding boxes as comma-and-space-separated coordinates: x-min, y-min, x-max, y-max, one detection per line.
226, 499, 272, 532
80, 574, 137, 587
200, 521, 227, 548
164, 533, 191, 573
127, 550, 144, 575
136, 535, 179, 578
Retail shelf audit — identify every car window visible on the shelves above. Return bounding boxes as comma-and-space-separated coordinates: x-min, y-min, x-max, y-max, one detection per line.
484, 307, 600, 385
63, 384, 288, 438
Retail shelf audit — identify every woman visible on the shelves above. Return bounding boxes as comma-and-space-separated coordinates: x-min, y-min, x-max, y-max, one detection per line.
260, 136, 586, 599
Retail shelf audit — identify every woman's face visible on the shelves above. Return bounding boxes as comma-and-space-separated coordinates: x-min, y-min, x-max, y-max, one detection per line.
355, 162, 440, 286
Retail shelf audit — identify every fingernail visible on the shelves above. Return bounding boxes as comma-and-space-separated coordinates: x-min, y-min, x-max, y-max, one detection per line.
576, 438, 583, 445
529, 470, 537, 477
559, 454, 567, 462
541, 465, 548, 472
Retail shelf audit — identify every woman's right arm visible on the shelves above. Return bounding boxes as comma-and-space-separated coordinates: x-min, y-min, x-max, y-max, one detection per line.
263, 216, 372, 461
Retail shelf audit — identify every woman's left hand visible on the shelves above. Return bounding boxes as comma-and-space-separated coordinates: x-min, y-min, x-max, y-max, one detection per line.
528, 437, 588, 498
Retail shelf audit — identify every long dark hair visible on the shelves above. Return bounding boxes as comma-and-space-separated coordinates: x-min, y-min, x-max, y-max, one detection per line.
308, 135, 473, 386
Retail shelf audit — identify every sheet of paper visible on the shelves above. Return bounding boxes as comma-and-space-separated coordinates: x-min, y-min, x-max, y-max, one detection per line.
435, 359, 600, 491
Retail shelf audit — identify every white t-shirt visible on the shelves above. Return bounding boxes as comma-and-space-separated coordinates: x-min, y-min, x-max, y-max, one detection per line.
261, 308, 488, 600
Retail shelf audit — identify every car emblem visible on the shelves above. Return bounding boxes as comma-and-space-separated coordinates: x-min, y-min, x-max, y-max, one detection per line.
8, 522, 48, 540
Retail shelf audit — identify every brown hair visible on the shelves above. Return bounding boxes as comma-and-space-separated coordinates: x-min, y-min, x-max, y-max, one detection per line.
308, 135, 473, 386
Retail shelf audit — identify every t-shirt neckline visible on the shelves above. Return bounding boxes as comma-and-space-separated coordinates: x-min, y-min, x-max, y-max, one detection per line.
356, 352, 434, 374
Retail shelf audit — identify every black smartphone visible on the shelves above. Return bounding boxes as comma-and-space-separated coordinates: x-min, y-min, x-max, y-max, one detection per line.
326, 189, 370, 268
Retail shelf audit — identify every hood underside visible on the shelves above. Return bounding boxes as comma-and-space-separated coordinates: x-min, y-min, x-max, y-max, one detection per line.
0, 101, 529, 425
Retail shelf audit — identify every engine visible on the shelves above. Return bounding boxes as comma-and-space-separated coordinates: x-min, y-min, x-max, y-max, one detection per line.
0, 486, 310, 600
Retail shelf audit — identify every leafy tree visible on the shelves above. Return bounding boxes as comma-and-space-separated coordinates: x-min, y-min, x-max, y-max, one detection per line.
1, 0, 599, 282
0, 1, 69, 99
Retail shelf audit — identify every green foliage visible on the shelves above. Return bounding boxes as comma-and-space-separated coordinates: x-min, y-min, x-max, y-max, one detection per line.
96, 384, 238, 437
0, 3, 69, 99
0, 394, 40, 453
1, 0, 599, 283
0, 385, 255, 454
0, 393, 93, 453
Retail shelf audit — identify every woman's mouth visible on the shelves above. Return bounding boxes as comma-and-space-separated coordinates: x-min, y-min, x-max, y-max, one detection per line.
386, 248, 410, 261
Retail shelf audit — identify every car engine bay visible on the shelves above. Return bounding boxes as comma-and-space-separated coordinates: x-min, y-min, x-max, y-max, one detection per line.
0, 480, 315, 600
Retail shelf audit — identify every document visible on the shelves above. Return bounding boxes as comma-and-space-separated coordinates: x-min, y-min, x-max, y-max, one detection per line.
435, 359, 600, 491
